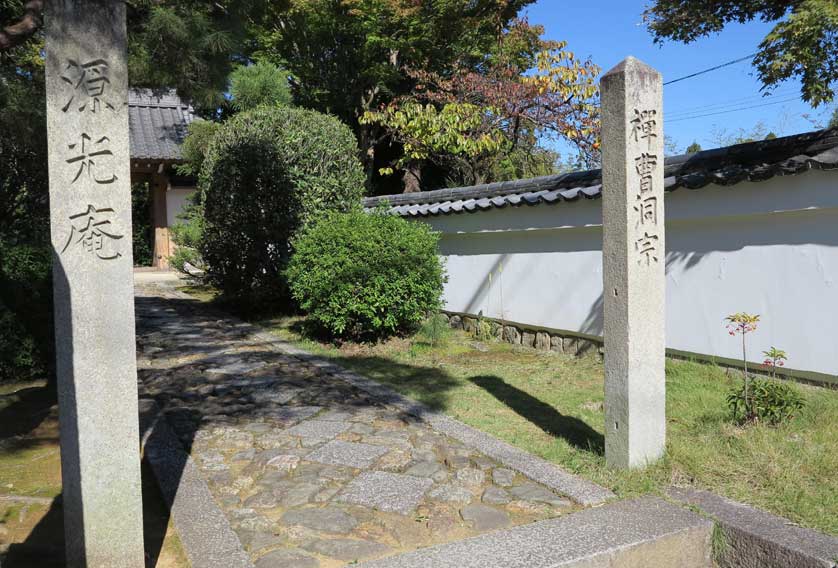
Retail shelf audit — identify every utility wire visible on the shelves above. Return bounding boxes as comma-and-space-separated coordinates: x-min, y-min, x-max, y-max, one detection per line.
666, 89, 797, 119
664, 53, 757, 86
665, 96, 800, 123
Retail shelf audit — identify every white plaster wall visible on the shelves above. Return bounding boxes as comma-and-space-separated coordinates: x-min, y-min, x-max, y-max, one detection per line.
166, 187, 196, 227
416, 170, 838, 377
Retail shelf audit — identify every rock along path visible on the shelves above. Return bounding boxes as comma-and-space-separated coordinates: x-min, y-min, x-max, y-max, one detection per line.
134, 279, 597, 567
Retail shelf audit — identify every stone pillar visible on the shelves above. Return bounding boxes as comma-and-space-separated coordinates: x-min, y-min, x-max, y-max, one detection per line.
601, 57, 666, 469
45, 1, 144, 565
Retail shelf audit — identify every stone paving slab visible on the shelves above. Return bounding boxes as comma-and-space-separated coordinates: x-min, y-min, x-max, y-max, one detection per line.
285, 419, 351, 440
337, 472, 434, 515
240, 330, 615, 506
134, 281, 617, 567
307, 441, 389, 469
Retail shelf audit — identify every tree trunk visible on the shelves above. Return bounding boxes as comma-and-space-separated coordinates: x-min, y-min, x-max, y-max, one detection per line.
0, 0, 43, 51
403, 163, 422, 193
359, 123, 376, 191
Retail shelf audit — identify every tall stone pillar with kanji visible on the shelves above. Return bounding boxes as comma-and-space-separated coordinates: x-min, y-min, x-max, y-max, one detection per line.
601, 56, 666, 469
45, 0, 144, 564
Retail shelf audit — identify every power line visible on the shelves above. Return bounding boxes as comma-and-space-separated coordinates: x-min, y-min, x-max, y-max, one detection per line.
666, 89, 798, 119
665, 96, 800, 123
664, 53, 757, 86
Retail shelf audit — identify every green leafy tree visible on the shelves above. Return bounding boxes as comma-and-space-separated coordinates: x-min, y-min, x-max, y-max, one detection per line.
176, 120, 222, 178
3, 0, 271, 106
177, 61, 294, 177
0, 0, 273, 243
686, 141, 702, 153
645, 0, 838, 106
490, 145, 560, 182
228, 60, 292, 112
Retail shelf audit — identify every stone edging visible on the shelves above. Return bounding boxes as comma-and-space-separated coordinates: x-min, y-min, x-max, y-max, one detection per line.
443, 312, 603, 356
162, 286, 615, 506
668, 487, 838, 568
444, 310, 838, 388
139, 399, 255, 568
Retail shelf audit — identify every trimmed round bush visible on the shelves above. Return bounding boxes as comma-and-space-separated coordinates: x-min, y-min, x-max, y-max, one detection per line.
286, 209, 446, 340
199, 106, 364, 305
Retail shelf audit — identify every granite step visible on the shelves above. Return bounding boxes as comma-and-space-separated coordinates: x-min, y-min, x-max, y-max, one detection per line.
669, 487, 838, 568
358, 496, 712, 568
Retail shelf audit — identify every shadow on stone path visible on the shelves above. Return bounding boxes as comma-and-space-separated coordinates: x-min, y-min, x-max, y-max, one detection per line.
134, 282, 582, 567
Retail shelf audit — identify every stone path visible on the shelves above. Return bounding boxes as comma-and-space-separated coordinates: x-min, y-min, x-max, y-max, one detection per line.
134, 281, 583, 567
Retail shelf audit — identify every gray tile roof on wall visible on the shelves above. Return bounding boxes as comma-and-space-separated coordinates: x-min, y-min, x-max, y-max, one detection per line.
129, 89, 196, 161
363, 128, 838, 217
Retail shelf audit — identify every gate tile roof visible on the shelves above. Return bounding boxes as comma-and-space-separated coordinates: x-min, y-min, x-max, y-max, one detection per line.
128, 89, 196, 161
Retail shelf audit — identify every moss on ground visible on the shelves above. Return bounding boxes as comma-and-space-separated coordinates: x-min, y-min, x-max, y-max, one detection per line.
0, 382, 189, 567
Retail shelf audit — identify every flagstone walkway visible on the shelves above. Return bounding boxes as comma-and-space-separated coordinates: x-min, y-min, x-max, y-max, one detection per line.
134, 280, 585, 567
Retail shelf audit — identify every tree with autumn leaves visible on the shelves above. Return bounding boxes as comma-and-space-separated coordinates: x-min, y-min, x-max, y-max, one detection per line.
360, 21, 600, 189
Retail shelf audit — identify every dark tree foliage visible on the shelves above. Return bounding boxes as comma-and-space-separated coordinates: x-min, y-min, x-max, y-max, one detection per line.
0, 244, 53, 382
0, 0, 273, 244
0, 27, 50, 384
126, 0, 271, 110
2, 0, 270, 106
645, 0, 838, 106
131, 182, 153, 267
0, 39, 47, 245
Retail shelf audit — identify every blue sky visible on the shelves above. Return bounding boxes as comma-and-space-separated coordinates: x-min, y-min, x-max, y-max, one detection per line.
524, 0, 833, 156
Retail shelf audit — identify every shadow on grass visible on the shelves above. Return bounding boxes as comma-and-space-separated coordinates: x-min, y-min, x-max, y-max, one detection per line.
0, 384, 56, 443
318, 354, 605, 456
324, 354, 462, 412
468, 375, 604, 455
1, 496, 65, 568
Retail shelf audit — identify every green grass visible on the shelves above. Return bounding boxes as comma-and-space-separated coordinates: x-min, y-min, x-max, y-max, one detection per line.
180, 285, 838, 535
